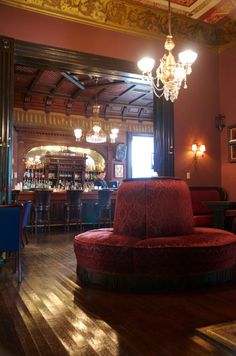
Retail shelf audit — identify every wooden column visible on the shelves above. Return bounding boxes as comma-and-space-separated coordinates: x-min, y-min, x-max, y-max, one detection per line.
153, 94, 174, 177
0, 37, 14, 204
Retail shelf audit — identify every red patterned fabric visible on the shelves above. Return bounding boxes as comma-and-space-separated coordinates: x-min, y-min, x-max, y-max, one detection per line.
113, 180, 146, 237
114, 178, 194, 238
74, 227, 236, 276
134, 228, 236, 275
74, 178, 236, 289
146, 179, 194, 236
74, 229, 139, 273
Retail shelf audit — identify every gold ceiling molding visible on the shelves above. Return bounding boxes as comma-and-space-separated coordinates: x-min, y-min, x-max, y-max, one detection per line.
1, 0, 234, 47
13, 108, 153, 133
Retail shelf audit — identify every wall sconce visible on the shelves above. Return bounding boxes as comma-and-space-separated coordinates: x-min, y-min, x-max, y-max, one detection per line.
192, 143, 206, 159
215, 114, 225, 131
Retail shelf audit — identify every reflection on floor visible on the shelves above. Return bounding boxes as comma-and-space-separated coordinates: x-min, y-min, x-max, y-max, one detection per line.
0, 229, 236, 355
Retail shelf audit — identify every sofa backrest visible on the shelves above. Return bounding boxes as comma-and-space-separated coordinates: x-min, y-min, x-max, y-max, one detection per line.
190, 187, 227, 215
113, 178, 194, 238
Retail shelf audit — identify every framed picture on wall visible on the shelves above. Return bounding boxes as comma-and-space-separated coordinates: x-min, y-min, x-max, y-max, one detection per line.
114, 164, 123, 178
228, 126, 236, 163
115, 143, 127, 161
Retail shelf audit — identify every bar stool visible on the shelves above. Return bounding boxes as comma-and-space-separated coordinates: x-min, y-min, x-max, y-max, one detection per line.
11, 189, 20, 203
33, 190, 52, 233
94, 189, 113, 228
65, 190, 83, 231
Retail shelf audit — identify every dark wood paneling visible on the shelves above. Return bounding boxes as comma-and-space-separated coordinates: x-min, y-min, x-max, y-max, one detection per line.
0, 36, 14, 204
153, 94, 174, 176
13, 40, 153, 121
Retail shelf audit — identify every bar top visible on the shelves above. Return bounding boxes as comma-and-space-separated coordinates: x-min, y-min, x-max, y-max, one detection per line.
17, 190, 117, 202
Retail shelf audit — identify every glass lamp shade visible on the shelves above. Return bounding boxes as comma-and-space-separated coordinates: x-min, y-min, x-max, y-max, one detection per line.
86, 125, 107, 143
178, 50, 198, 65
111, 128, 119, 135
110, 133, 117, 143
137, 57, 155, 73
192, 143, 198, 153
74, 128, 83, 141
200, 144, 206, 153
92, 125, 102, 134
109, 128, 119, 143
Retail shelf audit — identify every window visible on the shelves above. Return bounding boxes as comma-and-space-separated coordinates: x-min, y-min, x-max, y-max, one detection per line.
130, 135, 154, 178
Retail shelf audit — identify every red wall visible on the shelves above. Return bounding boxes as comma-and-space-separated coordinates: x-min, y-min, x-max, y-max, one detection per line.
219, 45, 236, 199
0, 4, 162, 61
175, 48, 221, 186
0, 3, 231, 188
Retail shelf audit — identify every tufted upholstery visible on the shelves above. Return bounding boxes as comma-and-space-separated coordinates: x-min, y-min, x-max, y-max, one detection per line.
74, 178, 236, 290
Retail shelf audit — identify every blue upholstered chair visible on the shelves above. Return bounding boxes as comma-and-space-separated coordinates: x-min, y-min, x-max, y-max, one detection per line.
22, 201, 32, 246
0, 204, 24, 283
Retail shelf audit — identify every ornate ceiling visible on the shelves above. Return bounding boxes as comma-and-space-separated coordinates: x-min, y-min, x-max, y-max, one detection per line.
14, 64, 153, 123
1, 0, 236, 47
131, 0, 236, 25
4, 0, 235, 124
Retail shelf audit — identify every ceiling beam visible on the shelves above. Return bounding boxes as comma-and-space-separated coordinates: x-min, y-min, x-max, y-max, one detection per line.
61, 72, 85, 90
27, 69, 44, 92
50, 76, 66, 95
15, 87, 152, 109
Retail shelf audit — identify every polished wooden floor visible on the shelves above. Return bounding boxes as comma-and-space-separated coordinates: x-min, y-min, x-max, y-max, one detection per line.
0, 229, 236, 355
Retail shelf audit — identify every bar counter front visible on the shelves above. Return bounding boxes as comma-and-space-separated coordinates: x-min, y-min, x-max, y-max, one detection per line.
18, 190, 117, 228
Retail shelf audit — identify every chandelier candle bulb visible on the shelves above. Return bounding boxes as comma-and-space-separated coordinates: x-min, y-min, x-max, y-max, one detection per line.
74, 128, 82, 142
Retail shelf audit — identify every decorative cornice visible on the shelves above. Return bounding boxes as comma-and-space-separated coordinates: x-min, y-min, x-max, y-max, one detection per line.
13, 108, 153, 133
1, 0, 235, 47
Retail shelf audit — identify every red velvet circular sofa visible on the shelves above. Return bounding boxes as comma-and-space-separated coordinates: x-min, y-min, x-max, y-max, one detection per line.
74, 178, 236, 290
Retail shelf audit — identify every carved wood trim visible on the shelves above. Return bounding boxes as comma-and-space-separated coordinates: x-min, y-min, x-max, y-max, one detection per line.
13, 108, 153, 133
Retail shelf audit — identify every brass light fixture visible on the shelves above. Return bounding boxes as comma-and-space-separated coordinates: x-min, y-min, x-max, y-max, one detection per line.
137, 0, 197, 102
192, 142, 206, 159
74, 76, 119, 143
74, 104, 119, 144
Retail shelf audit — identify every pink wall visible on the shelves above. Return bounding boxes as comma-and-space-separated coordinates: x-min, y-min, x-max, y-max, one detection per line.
0, 4, 226, 187
219, 45, 236, 199
175, 48, 221, 186
0, 4, 162, 61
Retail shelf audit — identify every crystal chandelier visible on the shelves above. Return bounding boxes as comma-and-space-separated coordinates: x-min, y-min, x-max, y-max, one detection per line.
86, 123, 107, 143
74, 104, 119, 143
137, 0, 197, 102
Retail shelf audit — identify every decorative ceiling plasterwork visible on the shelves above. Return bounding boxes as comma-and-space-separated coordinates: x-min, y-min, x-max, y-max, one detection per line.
1, 0, 235, 47
130, 0, 236, 25
13, 108, 153, 133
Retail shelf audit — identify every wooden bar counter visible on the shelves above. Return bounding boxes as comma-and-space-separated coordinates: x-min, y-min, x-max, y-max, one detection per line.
18, 190, 117, 227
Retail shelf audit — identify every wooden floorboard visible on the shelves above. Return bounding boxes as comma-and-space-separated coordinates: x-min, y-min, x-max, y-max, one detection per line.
0, 229, 236, 355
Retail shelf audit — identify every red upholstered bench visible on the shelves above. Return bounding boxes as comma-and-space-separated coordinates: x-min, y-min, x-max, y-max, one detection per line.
189, 186, 227, 227
74, 178, 236, 290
